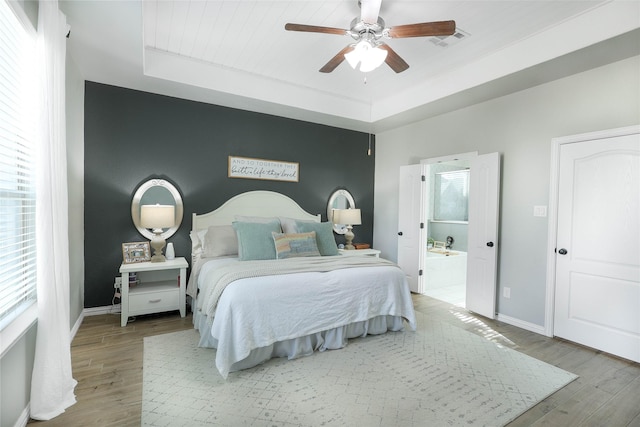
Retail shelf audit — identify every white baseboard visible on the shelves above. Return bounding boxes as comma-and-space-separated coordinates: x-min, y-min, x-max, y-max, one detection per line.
83, 304, 121, 316
496, 313, 546, 336
71, 305, 120, 339
70, 312, 84, 341
13, 404, 29, 427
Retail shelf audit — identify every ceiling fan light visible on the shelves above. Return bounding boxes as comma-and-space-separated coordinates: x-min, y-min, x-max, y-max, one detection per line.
359, 46, 387, 72
345, 40, 370, 69
344, 40, 386, 72
344, 46, 361, 69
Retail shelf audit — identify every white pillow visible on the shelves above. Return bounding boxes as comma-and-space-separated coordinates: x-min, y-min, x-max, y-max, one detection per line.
190, 230, 204, 253
279, 216, 315, 234
203, 225, 238, 257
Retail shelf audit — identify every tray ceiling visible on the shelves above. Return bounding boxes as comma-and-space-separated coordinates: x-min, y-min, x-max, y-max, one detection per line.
60, 0, 640, 132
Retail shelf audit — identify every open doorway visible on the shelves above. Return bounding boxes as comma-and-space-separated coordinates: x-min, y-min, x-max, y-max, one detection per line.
422, 160, 470, 307
398, 151, 499, 318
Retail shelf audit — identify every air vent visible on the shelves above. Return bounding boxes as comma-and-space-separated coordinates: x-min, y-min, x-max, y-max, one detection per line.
429, 28, 469, 47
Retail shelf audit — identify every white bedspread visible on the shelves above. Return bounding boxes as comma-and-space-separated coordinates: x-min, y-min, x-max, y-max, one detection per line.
199, 256, 402, 319
196, 257, 417, 378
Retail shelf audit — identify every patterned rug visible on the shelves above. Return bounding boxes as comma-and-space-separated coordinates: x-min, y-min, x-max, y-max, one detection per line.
142, 312, 577, 426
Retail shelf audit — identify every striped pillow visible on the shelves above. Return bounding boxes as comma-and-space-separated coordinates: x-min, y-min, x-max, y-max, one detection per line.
272, 232, 320, 259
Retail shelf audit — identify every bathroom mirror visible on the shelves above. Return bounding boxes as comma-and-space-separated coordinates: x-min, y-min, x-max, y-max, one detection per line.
131, 179, 183, 240
327, 189, 355, 234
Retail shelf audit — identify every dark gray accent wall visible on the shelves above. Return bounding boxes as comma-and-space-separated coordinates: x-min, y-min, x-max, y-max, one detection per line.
84, 82, 375, 308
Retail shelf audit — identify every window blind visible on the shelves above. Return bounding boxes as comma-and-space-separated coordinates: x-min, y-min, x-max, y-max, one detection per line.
0, 0, 37, 330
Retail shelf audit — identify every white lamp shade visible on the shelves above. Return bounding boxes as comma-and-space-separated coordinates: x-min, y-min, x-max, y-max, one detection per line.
331, 208, 340, 224
344, 41, 387, 72
141, 204, 175, 229
337, 208, 361, 226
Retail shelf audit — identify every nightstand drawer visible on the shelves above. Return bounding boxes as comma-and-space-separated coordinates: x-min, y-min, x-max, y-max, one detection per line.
129, 289, 179, 314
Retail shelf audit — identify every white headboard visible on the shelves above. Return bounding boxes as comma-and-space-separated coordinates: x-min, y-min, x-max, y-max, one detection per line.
192, 190, 321, 232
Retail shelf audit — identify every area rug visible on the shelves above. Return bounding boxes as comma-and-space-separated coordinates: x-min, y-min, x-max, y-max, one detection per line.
142, 312, 577, 426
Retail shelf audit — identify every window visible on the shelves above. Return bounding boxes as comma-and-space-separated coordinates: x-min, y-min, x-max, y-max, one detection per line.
0, 0, 38, 332
434, 170, 469, 222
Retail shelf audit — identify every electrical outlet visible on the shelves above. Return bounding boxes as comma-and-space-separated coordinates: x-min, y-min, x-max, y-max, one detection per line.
503, 287, 511, 299
533, 205, 547, 217
114, 277, 122, 288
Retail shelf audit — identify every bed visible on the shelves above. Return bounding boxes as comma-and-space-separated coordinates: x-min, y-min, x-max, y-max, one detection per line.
188, 190, 416, 378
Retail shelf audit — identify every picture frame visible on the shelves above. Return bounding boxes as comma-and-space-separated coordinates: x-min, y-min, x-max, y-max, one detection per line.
122, 241, 151, 264
228, 156, 299, 182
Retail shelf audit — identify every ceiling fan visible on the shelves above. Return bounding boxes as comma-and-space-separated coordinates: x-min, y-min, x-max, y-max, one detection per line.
285, 0, 456, 73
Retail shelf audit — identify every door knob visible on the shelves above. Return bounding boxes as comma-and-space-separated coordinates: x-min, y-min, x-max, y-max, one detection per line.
558, 248, 568, 255
398, 231, 403, 236
486, 242, 494, 247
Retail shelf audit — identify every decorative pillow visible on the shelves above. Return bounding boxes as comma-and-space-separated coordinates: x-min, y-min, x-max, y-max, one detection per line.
203, 225, 238, 257
279, 216, 314, 234
272, 232, 321, 259
296, 221, 339, 256
232, 220, 281, 260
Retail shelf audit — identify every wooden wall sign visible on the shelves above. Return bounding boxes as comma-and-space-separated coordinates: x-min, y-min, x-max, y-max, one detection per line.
228, 156, 299, 182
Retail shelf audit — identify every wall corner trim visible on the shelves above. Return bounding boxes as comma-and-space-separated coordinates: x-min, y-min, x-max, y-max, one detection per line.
13, 403, 30, 427
70, 312, 85, 342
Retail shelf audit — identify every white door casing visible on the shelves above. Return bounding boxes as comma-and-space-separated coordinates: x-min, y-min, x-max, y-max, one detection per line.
397, 164, 424, 293
550, 127, 639, 362
466, 152, 501, 319
398, 152, 500, 308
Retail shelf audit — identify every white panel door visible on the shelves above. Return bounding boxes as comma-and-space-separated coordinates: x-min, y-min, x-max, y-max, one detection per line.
466, 152, 501, 319
554, 132, 640, 362
397, 164, 424, 293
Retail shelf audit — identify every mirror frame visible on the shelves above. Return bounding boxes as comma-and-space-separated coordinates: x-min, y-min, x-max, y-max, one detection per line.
327, 189, 355, 234
131, 179, 183, 240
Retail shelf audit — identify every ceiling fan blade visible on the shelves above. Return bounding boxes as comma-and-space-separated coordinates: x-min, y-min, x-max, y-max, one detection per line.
360, 0, 382, 25
285, 23, 348, 36
319, 45, 355, 73
387, 20, 456, 38
378, 44, 409, 73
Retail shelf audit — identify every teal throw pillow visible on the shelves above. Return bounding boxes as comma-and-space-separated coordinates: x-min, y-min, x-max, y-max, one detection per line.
232, 220, 281, 260
296, 221, 339, 256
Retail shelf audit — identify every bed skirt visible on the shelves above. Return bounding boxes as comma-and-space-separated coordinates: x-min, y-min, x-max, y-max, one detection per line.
193, 308, 407, 376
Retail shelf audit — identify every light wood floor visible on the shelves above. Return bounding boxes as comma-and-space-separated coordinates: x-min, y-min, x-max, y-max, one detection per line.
27, 295, 640, 426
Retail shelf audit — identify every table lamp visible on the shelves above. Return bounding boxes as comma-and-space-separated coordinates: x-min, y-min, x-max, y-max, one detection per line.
334, 208, 361, 250
141, 204, 175, 262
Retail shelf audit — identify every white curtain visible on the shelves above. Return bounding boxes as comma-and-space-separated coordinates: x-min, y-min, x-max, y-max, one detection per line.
30, 0, 77, 420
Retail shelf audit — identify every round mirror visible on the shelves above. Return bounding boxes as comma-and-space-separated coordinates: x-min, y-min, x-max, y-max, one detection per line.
131, 179, 183, 240
327, 189, 355, 234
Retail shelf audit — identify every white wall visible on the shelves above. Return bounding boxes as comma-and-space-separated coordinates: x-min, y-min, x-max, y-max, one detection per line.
66, 51, 85, 327
373, 55, 640, 327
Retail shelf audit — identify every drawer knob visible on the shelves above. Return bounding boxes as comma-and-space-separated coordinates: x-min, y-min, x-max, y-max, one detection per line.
149, 299, 162, 303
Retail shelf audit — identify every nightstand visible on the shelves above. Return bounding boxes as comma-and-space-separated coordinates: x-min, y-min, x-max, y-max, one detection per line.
338, 248, 381, 257
119, 257, 188, 327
